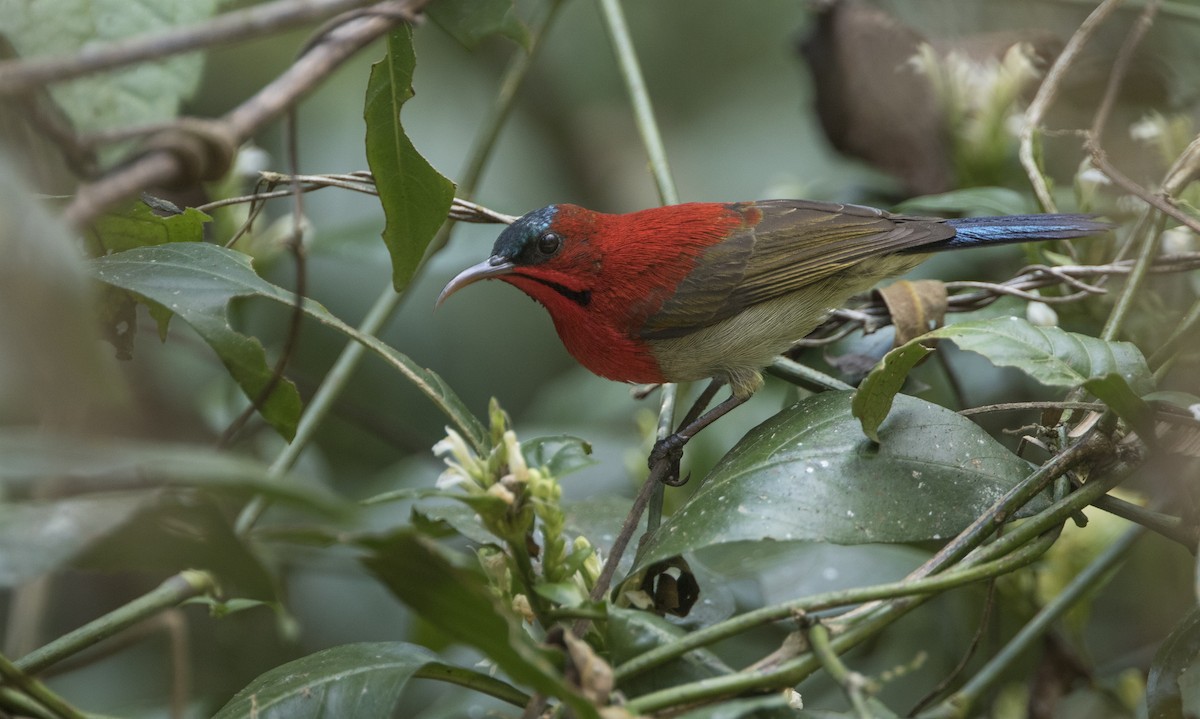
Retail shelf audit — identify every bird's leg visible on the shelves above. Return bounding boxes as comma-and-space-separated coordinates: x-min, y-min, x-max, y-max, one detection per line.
678, 378, 725, 428
649, 380, 749, 486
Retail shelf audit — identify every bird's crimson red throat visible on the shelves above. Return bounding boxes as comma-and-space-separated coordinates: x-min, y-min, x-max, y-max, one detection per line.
439, 199, 1109, 482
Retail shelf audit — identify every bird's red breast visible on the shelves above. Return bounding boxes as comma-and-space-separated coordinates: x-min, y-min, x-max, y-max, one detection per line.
495, 203, 749, 384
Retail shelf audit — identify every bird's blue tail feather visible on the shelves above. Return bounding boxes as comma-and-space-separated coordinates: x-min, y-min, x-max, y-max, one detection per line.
914, 214, 1110, 252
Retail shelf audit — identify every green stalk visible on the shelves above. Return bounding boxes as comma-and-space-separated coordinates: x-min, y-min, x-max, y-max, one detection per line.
595, 0, 682, 552
616, 528, 1054, 683
768, 357, 854, 392
233, 4, 564, 535
0, 687, 59, 719
921, 526, 1144, 718
595, 0, 679, 206
16, 571, 215, 675
1101, 214, 1165, 342
0, 652, 85, 719
809, 623, 877, 719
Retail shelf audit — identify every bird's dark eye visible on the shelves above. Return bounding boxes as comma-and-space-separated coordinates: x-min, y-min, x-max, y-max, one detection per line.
537, 231, 562, 256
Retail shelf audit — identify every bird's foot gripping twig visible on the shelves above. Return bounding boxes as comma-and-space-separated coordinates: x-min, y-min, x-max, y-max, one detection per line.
649, 433, 689, 486
648, 381, 750, 486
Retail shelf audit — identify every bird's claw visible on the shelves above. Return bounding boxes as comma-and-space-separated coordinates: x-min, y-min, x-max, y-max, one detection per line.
649, 435, 690, 486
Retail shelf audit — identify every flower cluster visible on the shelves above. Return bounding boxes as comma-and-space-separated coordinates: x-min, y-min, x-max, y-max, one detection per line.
432, 399, 601, 620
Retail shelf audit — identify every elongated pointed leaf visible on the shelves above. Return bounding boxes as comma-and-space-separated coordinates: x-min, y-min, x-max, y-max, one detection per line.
211, 642, 525, 719
854, 317, 1153, 440
90, 243, 486, 450
0, 430, 350, 519
636, 391, 1034, 571
359, 532, 598, 718
364, 25, 456, 292
0, 493, 150, 586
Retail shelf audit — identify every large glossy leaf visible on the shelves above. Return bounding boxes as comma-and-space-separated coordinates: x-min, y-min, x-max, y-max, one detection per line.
0, 430, 350, 519
608, 607, 733, 697
364, 25, 456, 292
428, 0, 531, 49
636, 391, 1034, 571
1147, 608, 1200, 719
90, 243, 486, 449
211, 642, 525, 719
0, 493, 150, 587
854, 317, 1154, 441
359, 531, 598, 718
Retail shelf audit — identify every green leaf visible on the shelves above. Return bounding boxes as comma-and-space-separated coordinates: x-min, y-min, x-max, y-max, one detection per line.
428, 0, 531, 49
90, 243, 486, 450
608, 607, 733, 697
73, 497, 279, 599
364, 25, 456, 292
90, 243, 301, 438
359, 531, 597, 718
93, 200, 213, 352
411, 502, 500, 545
0, 493, 150, 587
636, 391, 1035, 571
892, 186, 1035, 216
184, 596, 275, 619
850, 342, 931, 442
523, 435, 595, 478
211, 642, 526, 719
1082, 373, 1157, 445
93, 201, 211, 254
1147, 608, 1200, 719
854, 317, 1154, 441
0, 1, 218, 142
0, 430, 351, 520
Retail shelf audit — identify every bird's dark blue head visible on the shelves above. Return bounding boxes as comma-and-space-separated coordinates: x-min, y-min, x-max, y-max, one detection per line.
491, 205, 561, 265
437, 205, 572, 307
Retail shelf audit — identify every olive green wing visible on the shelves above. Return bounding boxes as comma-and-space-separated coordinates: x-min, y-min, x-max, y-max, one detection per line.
638, 199, 953, 340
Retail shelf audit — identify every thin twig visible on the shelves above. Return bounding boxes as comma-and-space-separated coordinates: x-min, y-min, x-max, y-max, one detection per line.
1088, 140, 1200, 235
1089, 0, 1160, 139
1019, 0, 1127, 212
63, 0, 431, 228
